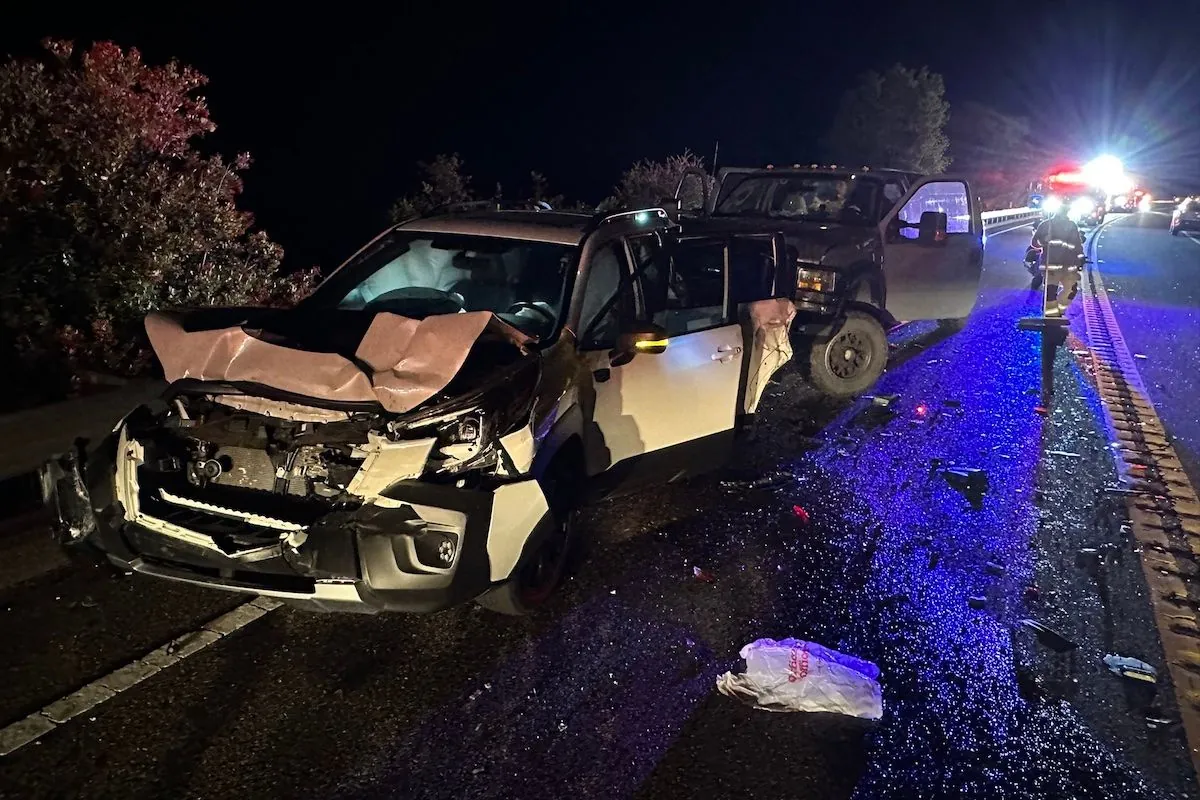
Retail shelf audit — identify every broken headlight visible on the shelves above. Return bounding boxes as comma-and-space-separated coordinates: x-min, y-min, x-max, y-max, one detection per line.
796, 266, 837, 293
423, 379, 538, 476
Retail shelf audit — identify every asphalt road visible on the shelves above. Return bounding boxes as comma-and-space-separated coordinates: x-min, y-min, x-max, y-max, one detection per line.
0, 219, 1196, 800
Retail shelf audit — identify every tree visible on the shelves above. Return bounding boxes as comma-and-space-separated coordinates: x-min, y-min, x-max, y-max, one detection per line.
823, 64, 951, 174
603, 150, 714, 212
947, 101, 1037, 209
0, 39, 315, 407
389, 153, 475, 222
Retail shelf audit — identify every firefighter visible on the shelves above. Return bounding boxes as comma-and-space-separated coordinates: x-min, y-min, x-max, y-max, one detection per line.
1026, 203, 1085, 316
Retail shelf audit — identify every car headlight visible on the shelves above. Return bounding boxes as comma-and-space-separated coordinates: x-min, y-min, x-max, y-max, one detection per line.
398, 365, 539, 476
1043, 196, 1063, 214
796, 266, 838, 293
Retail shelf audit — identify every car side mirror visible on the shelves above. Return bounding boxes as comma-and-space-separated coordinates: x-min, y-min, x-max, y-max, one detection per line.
659, 197, 681, 222
918, 211, 948, 244
610, 321, 669, 366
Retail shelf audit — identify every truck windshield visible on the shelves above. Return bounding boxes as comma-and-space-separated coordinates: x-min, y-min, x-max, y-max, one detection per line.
714, 173, 879, 225
304, 231, 576, 339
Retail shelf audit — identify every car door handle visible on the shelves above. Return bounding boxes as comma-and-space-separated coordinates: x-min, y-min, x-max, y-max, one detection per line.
712, 345, 742, 362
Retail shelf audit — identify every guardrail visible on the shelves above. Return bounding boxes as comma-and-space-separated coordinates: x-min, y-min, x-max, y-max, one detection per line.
981, 207, 1043, 230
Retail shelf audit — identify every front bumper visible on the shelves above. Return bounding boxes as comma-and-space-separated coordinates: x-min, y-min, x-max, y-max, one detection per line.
1173, 217, 1200, 231
41, 435, 553, 614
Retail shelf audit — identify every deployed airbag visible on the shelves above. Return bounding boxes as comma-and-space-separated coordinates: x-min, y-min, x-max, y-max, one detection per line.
145, 310, 531, 414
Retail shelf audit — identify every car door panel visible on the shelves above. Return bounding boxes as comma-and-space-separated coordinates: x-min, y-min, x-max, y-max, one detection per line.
879, 177, 984, 321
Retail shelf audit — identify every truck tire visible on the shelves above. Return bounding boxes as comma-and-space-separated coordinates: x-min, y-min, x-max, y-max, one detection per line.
475, 446, 582, 616
805, 310, 888, 398
936, 317, 967, 333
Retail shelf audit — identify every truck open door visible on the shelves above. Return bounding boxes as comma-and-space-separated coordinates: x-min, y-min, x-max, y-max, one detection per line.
879, 177, 984, 323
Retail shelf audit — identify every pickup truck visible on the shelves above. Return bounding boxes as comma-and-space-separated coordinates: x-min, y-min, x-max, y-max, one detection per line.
675, 165, 985, 396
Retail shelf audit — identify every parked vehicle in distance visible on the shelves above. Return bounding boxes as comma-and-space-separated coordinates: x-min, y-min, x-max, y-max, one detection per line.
1171, 197, 1200, 235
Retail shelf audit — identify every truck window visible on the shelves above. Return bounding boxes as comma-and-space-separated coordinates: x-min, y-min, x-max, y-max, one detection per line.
896, 181, 971, 239
577, 242, 633, 349
638, 239, 728, 336
728, 237, 776, 304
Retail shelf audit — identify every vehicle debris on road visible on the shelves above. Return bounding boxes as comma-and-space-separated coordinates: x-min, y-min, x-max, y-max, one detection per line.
1103, 653, 1158, 683
716, 638, 883, 719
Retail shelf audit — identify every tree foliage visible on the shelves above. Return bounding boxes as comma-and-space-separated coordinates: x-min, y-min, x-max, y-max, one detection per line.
0, 39, 315, 404
947, 101, 1037, 209
604, 151, 714, 212
823, 64, 951, 174
389, 153, 475, 222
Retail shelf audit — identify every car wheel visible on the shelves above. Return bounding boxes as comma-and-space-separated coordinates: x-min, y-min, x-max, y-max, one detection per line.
805, 310, 888, 398
475, 452, 581, 616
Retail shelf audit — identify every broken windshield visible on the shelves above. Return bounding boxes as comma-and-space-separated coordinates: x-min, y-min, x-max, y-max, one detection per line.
714, 173, 879, 225
306, 232, 576, 338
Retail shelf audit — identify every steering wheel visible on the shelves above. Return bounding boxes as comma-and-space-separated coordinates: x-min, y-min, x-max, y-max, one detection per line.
365, 287, 464, 315
504, 301, 556, 326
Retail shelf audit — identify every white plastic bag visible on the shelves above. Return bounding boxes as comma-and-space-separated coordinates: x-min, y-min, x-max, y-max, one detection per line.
715, 637, 883, 719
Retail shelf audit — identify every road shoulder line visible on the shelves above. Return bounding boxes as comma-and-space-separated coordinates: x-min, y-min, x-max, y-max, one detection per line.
1079, 218, 1200, 788
0, 596, 282, 757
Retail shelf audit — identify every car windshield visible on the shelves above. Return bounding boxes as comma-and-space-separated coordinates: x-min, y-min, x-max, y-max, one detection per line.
305, 231, 576, 338
713, 173, 878, 225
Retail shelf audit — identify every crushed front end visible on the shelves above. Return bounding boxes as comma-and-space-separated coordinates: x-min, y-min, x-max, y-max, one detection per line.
40, 362, 555, 613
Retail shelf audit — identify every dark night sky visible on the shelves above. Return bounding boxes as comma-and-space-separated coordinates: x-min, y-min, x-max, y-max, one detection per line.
4, 1, 1199, 271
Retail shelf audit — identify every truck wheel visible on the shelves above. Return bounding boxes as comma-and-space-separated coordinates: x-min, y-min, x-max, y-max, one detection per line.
936, 317, 967, 333
805, 310, 887, 398
475, 449, 581, 616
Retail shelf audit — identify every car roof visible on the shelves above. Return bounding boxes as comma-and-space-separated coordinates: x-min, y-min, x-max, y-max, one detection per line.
719, 165, 919, 180
398, 210, 594, 246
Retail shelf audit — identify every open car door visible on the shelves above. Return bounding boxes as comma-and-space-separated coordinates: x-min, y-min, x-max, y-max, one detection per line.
879, 176, 984, 322
578, 230, 790, 493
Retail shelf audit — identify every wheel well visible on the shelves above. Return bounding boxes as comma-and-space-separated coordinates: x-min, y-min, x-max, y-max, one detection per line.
537, 436, 586, 512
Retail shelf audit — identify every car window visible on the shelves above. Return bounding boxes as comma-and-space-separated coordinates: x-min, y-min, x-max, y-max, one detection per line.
896, 181, 971, 239
638, 238, 728, 336
728, 237, 778, 304
881, 180, 906, 221
307, 231, 573, 338
577, 242, 632, 349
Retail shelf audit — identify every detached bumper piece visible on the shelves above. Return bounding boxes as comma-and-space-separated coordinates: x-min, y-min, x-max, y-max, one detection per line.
40, 448, 97, 545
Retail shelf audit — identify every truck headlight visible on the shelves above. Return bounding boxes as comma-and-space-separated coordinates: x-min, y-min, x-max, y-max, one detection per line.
1043, 196, 1063, 214
796, 267, 838, 293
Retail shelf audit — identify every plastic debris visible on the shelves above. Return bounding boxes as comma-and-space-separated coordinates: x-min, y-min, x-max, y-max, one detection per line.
985, 561, 1005, 576
1018, 619, 1078, 653
968, 596, 987, 610
1046, 450, 1082, 459
715, 638, 883, 719
1034, 406, 1049, 416
692, 566, 716, 583
1134, 353, 1147, 360
791, 505, 811, 525
941, 467, 989, 509
1103, 654, 1157, 683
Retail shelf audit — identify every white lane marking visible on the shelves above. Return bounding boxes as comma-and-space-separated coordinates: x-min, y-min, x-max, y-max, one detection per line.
0, 596, 281, 756
1183, 232, 1200, 247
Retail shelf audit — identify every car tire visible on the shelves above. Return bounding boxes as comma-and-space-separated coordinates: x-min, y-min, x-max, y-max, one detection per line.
475, 450, 582, 616
474, 509, 575, 615
936, 317, 967, 334
804, 309, 888, 398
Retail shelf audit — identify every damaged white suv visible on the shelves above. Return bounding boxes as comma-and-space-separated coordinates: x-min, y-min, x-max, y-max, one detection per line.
42, 207, 797, 614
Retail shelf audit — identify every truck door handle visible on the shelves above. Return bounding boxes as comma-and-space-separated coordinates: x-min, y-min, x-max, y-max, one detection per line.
716, 344, 741, 353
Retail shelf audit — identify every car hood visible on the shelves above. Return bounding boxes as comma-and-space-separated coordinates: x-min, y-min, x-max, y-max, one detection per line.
145, 306, 534, 414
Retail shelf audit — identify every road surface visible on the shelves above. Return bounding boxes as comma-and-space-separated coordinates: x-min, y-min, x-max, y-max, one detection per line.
0, 214, 1196, 800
